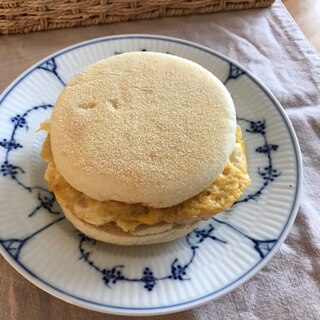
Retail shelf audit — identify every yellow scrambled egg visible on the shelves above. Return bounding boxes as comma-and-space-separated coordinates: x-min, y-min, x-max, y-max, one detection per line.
41, 125, 251, 232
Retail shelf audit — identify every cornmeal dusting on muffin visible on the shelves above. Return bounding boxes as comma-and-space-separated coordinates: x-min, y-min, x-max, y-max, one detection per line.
49, 53, 237, 209
41, 123, 251, 233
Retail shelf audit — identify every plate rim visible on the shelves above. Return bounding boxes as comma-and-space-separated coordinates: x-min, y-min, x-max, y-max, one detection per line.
0, 34, 302, 316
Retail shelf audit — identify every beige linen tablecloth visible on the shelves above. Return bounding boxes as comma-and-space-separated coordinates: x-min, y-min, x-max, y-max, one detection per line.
0, 1, 319, 319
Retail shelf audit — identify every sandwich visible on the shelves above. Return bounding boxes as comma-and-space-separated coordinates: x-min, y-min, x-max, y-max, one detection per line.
40, 52, 251, 245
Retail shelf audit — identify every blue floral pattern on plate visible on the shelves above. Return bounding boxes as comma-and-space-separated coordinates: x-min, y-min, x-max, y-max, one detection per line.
0, 35, 301, 316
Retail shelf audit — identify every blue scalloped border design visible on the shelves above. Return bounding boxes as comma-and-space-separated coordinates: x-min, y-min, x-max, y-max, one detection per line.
0, 60, 279, 292
0, 35, 300, 312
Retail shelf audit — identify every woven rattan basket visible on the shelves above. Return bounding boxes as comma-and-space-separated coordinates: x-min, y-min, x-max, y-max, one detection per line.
0, 0, 275, 35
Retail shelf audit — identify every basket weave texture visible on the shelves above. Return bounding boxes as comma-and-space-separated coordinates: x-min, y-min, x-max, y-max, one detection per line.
0, 0, 275, 35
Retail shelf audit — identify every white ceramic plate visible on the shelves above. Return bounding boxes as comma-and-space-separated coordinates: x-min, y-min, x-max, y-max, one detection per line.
0, 35, 301, 316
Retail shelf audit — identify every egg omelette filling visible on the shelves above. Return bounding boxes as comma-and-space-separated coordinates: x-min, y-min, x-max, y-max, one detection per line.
41, 123, 251, 233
